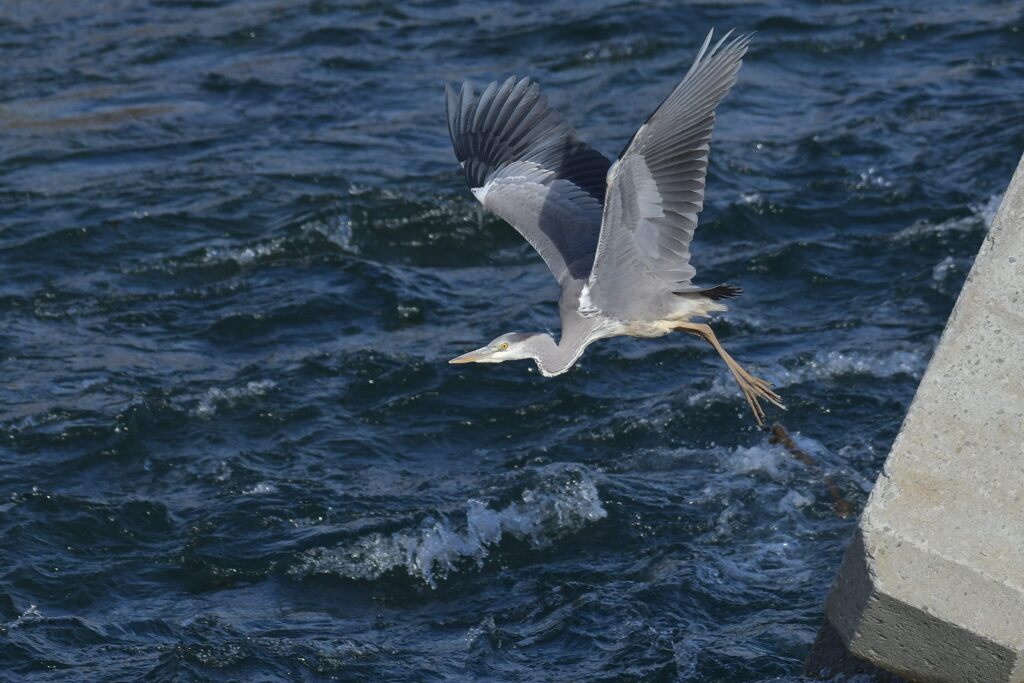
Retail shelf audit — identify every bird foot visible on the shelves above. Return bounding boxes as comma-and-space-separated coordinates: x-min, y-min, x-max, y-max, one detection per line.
727, 362, 784, 427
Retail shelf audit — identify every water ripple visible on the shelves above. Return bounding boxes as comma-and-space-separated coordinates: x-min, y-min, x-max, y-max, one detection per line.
2, 0, 1022, 679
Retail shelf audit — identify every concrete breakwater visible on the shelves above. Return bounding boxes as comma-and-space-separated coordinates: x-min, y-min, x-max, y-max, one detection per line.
809, 152, 1024, 681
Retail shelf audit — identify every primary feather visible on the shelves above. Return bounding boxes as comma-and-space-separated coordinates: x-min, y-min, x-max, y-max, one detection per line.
445, 76, 611, 285
587, 30, 752, 320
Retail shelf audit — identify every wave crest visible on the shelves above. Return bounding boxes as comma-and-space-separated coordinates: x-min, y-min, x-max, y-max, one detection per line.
290, 465, 606, 587
193, 380, 276, 418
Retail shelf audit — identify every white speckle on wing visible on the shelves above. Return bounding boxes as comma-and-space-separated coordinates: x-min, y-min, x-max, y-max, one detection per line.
578, 283, 599, 316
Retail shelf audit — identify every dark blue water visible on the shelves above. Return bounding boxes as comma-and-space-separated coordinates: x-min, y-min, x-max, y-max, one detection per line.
2, 1, 1022, 680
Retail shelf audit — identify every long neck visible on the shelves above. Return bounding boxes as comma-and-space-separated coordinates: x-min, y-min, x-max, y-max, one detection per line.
526, 328, 592, 377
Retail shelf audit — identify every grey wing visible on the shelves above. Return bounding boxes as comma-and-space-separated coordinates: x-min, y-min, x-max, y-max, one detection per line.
446, 76, 611, 285
587, 30, 751, 319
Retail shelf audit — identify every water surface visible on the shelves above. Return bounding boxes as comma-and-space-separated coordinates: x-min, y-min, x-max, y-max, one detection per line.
2, 1, 1023, 680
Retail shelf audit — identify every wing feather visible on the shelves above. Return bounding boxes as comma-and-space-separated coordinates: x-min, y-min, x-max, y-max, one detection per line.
588, 30, 751, 319
446, 77, 611, 284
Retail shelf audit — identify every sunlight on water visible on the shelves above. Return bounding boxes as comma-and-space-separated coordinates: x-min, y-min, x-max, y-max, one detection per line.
1, 0, 1021, 679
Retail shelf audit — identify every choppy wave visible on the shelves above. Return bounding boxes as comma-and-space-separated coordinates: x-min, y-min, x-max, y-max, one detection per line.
5, 604, 44, 630
202, 239, 286, 267
291, 465, 606, 587
895, 193, 1001, 240
687, 347, 928, 408
199, 217, 357, 268
776, 349, 928, 384
3, 0, 1021, 679
193, 380, 276, 418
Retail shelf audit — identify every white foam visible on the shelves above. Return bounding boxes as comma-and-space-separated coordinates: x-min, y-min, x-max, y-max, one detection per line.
197, 216, 354, 268
778, 489, 814, 511
8, 604, 43, 629
685, 372, 745, 408
300, 216, 355, 252
242, 482, 277, 495
931, 255, 958, 283
193, 380, 276, 418
854, 166, 892, 189
775, 348, 927, 385
290, 465, 606, 587
687, 347, 926, 409
895, 193, 1000, 240
726, 444, 794, 481
202, 239, 283, 266
465, 615, 499, 648
978, 193, 1001, 227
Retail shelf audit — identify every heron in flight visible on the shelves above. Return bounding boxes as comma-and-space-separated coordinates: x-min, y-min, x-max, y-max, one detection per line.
446, 30, 783, 425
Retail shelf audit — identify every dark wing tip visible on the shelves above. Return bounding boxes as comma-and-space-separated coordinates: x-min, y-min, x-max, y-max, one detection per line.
445, 74, 611, 198
697, 284, 743, 300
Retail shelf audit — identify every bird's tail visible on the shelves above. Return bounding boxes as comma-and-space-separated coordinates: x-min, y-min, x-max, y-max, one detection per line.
684, 284, 743, 301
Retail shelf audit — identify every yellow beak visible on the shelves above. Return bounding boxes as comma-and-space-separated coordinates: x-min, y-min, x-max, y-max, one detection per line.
449, 347, 491, 364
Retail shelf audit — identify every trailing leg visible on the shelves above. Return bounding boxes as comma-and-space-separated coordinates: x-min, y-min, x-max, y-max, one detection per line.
676, 322, 784, 426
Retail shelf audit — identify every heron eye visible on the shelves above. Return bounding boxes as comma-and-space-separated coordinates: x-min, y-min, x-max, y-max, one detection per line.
499, 342, 509, 351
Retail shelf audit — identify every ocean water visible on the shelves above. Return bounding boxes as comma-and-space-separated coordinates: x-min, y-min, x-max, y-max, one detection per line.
1, 1, 1022, 680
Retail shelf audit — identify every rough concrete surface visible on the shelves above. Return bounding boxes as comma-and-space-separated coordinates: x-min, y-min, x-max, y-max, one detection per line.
819, 151, 1024, 682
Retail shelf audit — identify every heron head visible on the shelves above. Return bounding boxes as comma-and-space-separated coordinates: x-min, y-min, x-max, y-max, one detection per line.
449, 332, 539, 365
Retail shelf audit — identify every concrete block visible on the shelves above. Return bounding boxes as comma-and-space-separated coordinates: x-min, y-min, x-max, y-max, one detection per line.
816, 152, 1024, 682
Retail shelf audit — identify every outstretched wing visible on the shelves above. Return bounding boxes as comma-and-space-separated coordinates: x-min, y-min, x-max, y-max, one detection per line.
446, 77, 612, 285
587, 30, 751, 319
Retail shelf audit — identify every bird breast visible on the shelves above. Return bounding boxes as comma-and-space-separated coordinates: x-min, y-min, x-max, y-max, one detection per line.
618, 319, 680, 338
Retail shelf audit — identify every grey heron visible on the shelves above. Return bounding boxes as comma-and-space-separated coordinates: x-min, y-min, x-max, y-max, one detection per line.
445, 29, 783, 425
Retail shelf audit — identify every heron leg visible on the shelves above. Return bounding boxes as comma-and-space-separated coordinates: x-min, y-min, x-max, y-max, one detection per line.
676, 322, 784, 426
